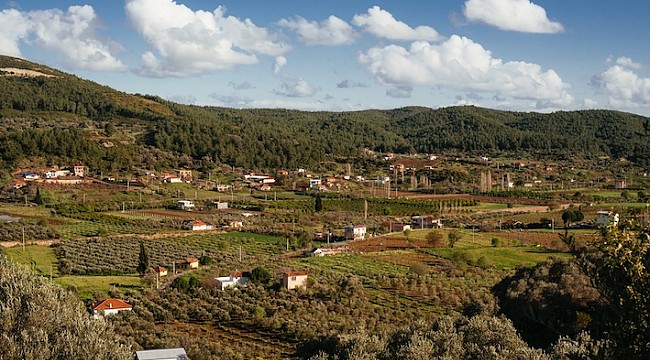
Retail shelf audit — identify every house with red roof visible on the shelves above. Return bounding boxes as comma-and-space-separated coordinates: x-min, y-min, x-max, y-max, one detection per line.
92, 298, 132, 318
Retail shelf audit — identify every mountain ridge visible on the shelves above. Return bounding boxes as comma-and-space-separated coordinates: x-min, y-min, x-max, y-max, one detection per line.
1, 55, 649, 171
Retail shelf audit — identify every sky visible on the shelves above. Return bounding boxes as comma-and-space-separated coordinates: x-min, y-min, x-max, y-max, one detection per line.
1, 0, 650, 116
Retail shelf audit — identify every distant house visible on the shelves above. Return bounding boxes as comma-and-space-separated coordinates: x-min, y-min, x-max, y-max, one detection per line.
92, 298, 132, 318
22, 172, 40, 180
344, 225, 366, 241
177, 200, 195, 211
183, 220, 212, 231
228, 220, 243, 229
177, 169, 192, 179
177, 257, 200, 270
214, 201, 228, 210
613, 180, 626, 189
135, 348, 188, 360
215, 272, 249, 290
214, 184, 232, 192
73, 164, 86, 177
392, 223, 411, 232
309, 179, 322, 189
411, 216, 442, 229
282, 271, 308, 290
45, 169, 71, 178
154, 266, 168, 277
255, 184, 272, 191
596, 211, 619, 227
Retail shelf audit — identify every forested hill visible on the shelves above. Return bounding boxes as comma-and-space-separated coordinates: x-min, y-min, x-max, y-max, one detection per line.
1, 55, 649, 171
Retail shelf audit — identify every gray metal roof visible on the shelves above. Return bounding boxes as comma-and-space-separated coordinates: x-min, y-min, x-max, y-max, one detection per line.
135, 348, 187, 360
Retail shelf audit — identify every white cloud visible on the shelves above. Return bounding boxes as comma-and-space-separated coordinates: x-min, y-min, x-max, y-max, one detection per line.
228, 81, 255, 90
592, 58, 650, 109
0, 6, 126, 71
273, 77, 318, 97
0, 9, 29, 57
613, 56, 642, 70
463, 0, 564, 33
28, 6, 126, 71
278, 15, 357, 46
273, 56, 287, 75
353, 6, 441, 41
125, 0, 289, 77
358, 35, 573, 106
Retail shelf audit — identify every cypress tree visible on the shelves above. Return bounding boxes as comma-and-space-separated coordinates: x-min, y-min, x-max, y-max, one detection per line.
137, 242, 149, 276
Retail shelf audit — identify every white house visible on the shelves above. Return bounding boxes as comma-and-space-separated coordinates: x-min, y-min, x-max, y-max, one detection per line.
92, 298, 132, 318
183, 220, 212, 231
215, 272, 249, 290
282, 271, 308, 290
344, 225, 366, 241
177, 200, 195, 211
309, 178, 322, 189
135, 348, 188, 360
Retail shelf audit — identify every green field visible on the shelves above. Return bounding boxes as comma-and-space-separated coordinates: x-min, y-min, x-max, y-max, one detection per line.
55, 275, 143, 299
5, 245, 58, 275
423, 246, 570, 270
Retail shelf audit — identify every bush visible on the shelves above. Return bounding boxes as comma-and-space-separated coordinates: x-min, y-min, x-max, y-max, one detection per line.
491, 238, 502, 247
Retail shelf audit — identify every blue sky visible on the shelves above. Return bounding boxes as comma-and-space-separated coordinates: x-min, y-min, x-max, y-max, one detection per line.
2, 0, 650, 115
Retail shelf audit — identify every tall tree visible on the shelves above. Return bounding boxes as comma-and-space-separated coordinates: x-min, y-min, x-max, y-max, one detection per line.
137, 242, 149, 276
314, 194, 323, 212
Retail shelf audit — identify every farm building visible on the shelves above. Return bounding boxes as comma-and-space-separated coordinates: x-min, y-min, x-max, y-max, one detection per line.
215, 272, 249, 290
344, 225, 366, 241
177, 257, 200, 270
135, 348, 187, 360
154, 266, 168, 277
183, 220, 212, 231
177, 200, 195, 211
282, 271, 308, 290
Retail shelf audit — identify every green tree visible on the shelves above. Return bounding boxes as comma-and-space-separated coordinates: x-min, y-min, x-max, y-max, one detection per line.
426, 230, 444, 247
250, 267, 271, 285
314, 194, 323, 212
137, 242, 149, 276
33, 186, 43, 205
0, 257, 131, 359
448, 230, 462, 248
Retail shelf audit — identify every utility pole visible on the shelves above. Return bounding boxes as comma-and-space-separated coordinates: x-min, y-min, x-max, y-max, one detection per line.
22, 226, 25, 251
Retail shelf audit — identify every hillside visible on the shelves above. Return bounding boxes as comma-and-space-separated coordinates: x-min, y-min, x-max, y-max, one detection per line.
1, 54, 649, 172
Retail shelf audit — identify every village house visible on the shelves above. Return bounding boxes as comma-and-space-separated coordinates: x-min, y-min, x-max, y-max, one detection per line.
135, 348, 188, 360
183, 220, 212, 231
177, 169, 192, 180
162, 173, 183, 183
215, 272, 249, 290
613, 179, 626, 189
213, 201, 228, 209
344, 225, 366, 241
154, 266, 168, 277
282, 271, 308, 290
177, 200, 195, 211
228, 220, 243, 229
309, 178, 322, 189
44, 176, 89, 185
177, 257, 200, 270
73, 164, 86, 177
92, 298, 132, 318
214, 184, 232, 192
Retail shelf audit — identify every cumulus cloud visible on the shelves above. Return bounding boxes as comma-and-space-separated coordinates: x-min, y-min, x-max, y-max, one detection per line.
463, 0, 564, 33
273, 77, 318, 97
125, 0, 289, 77
208, 92, 253, 107
337, 79, 367, 88
353, 6, 441, 41
592, 57, 650, 108
273, 56, 287, 75
0, 6, 126, 71
358, 35, 573, 106
278, 15, 357, 45
167, 94, 197, 104
0, 9, 29, 57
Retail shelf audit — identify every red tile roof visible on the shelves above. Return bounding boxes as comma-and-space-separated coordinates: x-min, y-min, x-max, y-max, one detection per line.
179, 257, 200, 264
93, 298, 132, 311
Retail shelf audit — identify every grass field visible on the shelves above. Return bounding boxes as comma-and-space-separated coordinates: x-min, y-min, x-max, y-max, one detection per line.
5, 245, 58, 275
423, 246, 570, 270
55, 275, 143, 299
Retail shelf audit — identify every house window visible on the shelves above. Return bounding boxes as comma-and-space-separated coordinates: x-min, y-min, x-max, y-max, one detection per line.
291, 276, 297, 281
